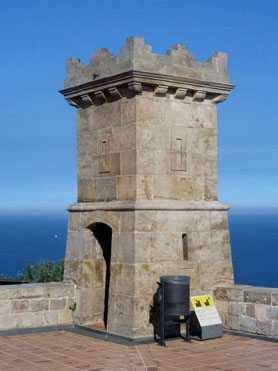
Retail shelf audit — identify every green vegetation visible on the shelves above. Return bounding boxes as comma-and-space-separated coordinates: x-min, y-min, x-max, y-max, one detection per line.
69, 302, 77, 311
17, 259, 65, 283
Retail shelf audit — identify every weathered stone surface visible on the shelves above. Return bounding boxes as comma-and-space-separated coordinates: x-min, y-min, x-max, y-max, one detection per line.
225, 315, 240, 331
257, 320, 273, 335
200, 260, 234, 291
240, 317, 257, 333
113, 125, 136, 151
267, 306, 278, 320
120, 211, 135, 232
107, 294, 134, 331
58, 309, 73, 324
11, 300, 29, 313
214, 286, 245, 302
50, 299, 67, 310
153, 176, 180, 200
43, 311, 59, 325
43, 283, 75, 299
111, 232, 134, 264
134, 263, 164, 296
0, 289, 9, 300
96, 177, 117, 202
78, 178, 96, 202
272, 293, 278, 306
179, 177, 204, 201
134, 295, 153, 330
9, 285, 43, 300
118, 176, 136, 200
246, 303, 255, 318
0, 315, 16, 330
210, 211, 228, 231
244, 290, 271, 305
255, 304, 268, 321
229, 302, 241, 316
121, 151, 136, 175
0, 301, 10, 315
68, 212, 81, 232
16, 312, 34, 328
135, 210, 158, 232
32, 312, 46, 327
136, 150, 167, 175
110, 263, 134, 296
29, 299, 49, 312
214, 299, 228, 314
273, 321, 278, 335
204, 177, 217, 200
73, 288, 103, 324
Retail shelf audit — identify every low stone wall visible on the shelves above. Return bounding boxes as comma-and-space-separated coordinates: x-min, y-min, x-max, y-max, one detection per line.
214, 285, 278, 337
0, 283, 76, 331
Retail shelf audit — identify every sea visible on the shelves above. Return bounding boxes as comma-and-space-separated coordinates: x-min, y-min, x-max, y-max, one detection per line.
0, 211, 277, 288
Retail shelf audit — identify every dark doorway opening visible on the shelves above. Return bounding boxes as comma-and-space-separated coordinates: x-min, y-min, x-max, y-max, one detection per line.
91, 223, 112, 329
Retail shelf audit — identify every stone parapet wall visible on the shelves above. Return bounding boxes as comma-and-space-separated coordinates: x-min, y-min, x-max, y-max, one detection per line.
0, 283, 76, 331
63, 36, 231, 89
214, 285, 278, 337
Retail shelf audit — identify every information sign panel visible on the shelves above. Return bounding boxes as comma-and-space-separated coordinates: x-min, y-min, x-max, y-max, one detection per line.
190, 295, 223, 340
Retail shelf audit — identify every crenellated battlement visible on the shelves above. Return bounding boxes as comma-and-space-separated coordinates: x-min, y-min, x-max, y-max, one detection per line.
62, 37, 233, 107
61, 37, 234, 109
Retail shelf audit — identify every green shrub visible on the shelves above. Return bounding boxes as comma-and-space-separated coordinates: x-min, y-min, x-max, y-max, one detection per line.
17, 259, 65, 282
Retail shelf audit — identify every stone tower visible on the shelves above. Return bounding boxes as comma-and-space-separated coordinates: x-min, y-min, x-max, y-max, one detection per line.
60, 37, 235, 338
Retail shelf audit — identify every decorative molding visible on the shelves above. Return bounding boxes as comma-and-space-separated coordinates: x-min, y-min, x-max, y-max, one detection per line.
81, 94, 94, 105
66, 98, 80, 108
174, 88, 187, 100
60, 70, 235, 108
193, 90, 207, 102
108, 87, 122, 100
154, 85, 168, 97
128, 82, 142, 94
212, 94, 228, 103
95, 90, 107, 104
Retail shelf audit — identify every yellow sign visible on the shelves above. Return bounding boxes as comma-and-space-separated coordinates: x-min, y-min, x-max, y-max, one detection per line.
191, 295, 215, 310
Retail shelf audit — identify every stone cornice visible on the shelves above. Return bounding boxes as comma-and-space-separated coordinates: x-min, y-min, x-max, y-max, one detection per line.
67, 200, 230, 212
59, 69, 235, 108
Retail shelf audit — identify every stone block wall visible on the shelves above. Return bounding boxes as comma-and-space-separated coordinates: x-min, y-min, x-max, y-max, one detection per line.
214, 285, 278, 337
77, 94, 218, 203
64, 206, 233, 337
0, 283, 75, 331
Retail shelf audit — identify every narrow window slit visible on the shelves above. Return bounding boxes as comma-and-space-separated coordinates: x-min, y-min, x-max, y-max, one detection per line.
176, 138, 182, 165
182, 234, 188, 260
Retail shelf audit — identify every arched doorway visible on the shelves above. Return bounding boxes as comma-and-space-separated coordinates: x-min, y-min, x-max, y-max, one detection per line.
88, 223, 112, 328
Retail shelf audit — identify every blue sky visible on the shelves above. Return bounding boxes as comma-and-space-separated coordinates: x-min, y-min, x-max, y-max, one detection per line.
0, 0, 277, 212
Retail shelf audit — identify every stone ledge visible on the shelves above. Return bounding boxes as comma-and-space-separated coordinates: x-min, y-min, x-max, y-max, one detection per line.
68, 200, 230, 212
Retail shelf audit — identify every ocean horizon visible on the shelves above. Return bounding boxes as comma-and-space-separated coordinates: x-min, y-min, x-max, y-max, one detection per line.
0, 210, 277, 288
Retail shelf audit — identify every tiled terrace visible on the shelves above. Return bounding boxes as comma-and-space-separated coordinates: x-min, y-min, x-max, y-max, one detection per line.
0, 331, 277, 370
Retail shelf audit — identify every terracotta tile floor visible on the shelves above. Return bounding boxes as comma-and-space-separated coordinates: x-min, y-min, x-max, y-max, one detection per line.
0, 331, 277, 370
